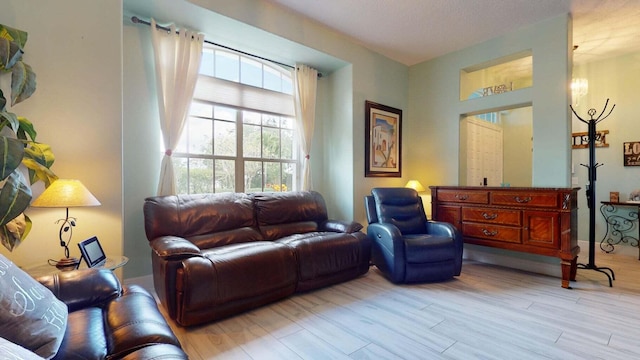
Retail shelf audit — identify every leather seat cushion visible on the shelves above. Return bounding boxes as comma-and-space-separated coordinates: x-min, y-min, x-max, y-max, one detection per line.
203, 242, 297, 303
53, 307, 107, 360
403, 234, 455, 264
277, 232, 364, 280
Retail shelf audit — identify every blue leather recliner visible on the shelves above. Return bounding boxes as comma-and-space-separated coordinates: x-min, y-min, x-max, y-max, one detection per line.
365, 187, 463, 283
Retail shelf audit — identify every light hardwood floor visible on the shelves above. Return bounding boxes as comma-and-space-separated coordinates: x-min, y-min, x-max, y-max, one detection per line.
129, 252, 640, 359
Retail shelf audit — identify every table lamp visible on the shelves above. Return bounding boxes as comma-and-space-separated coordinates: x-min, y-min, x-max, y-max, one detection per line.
31, 179, 101, 269
405, 180, 426, 193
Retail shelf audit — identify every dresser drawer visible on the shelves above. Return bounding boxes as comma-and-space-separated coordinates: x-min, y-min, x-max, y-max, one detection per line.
462, 207, 521, 226
462, 223, 521, 243
491, 192, 558, 208
437, 190, 489, 204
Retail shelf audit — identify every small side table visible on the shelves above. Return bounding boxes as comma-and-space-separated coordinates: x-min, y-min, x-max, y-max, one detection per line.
25, 255, 129, 278
600, 201, 640, 260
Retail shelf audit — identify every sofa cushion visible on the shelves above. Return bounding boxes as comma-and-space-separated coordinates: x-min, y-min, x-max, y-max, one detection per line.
0, 254, 68, 359
144, 192, 256, 239
253, 191, 328, 240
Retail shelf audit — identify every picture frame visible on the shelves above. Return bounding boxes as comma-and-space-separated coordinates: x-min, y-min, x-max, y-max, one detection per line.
623, 141, 640, 166
77, 236, 107, 268
365, 101, 402, 177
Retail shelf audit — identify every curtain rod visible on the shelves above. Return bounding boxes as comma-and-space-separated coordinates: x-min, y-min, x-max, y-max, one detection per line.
131, 16, 298, 71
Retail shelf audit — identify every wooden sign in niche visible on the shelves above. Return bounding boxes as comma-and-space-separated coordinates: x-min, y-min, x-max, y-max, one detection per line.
571, 130, 609, 149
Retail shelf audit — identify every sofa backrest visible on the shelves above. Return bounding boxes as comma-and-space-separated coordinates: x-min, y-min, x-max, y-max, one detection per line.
252, 191, 329, 240
144, 193, 262, 249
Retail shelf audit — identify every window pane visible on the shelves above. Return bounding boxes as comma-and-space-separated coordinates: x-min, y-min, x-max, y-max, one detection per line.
199, 48, 214, 76
264, 66, 282, 92
281, 129, 294, 160
190, 102, 213, 118
281, 117, 294, 129
214, 120, 236, 156
262, 127, 280, 159
215, 159, 235, 193
262, 114, 279, 127
189, 158, 213, 193
214, 105, 236, 121
283, 163, 296, 191
264, 162, 282, 191
173, 157, 188, 194
215, 51, 239, 82
243, 124, 261, 158
188, 117, 213, 155
244, 161, 263, 192
282, 73, 293, 95
243, 111, 261, 125
240, 57, 262, 88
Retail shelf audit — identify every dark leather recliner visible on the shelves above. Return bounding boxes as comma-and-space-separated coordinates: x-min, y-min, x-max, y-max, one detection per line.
365, 187, 463, 283
40, 269, 187, 359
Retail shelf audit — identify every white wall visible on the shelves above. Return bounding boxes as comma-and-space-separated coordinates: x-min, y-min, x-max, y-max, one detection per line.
407, 14, 573, 189
0, 1, 123, 268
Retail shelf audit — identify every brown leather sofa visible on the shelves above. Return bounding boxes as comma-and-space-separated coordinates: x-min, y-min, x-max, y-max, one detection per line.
0, 265, 187, 359
144, 191, 371, 326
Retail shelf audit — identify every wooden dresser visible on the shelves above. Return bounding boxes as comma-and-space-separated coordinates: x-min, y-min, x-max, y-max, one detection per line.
430, 186, 580, 288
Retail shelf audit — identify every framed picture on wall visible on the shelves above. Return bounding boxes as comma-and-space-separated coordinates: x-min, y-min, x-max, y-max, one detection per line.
624, 141, 640, 166
365, 101, 402, 177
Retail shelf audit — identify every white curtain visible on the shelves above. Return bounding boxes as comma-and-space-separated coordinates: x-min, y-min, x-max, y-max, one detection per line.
151, 18, 204, 195
294, 64, 318, 191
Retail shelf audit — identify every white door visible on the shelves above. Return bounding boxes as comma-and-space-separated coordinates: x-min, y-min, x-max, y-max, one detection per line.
464, 117, 503, 186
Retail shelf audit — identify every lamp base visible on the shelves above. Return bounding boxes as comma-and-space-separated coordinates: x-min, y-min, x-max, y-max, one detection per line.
55, 257, 80, 270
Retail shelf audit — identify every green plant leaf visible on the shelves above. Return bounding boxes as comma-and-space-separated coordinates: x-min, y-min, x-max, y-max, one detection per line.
0, 37, 23, 72
23, 142, 56, 186
0, 136, 25, 181
0, 110, 20, 133
0, 171, 32, 228
0, 24, 28, 50
0, 213, 30, 252
0, 89, 5, 111
17, 116, 36, 141
11, 61, 36, 105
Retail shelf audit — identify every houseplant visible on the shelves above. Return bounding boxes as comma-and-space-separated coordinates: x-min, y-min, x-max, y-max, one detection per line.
0, 24, 56, 251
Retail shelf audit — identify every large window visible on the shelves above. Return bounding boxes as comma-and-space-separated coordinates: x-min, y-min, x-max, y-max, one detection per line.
173, 47, 298, 194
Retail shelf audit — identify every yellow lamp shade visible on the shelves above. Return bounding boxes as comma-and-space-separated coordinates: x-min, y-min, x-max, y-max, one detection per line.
31, 179, 101, 208
405, 180, 426, 193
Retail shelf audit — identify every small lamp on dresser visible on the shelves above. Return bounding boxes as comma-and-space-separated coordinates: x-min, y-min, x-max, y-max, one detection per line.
31, 179, 101, 269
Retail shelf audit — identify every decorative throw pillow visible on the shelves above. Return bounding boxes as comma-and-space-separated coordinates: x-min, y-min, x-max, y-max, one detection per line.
0, 254, 68, 359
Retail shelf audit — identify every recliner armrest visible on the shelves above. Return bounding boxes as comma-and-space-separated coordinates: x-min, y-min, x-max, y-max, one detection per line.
37, 268, 121, 312
426, 220, 457, 238
149, 236, 202, 260
321, 219, 363, 233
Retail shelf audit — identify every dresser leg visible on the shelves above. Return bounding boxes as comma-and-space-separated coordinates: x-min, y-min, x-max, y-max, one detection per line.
560, 257, 576, 289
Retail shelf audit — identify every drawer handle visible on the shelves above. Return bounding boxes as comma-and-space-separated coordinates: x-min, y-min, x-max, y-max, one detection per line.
514, 196, 532, 203
482, 229, 498, 236
482, 212, 498, 220
455, 194, 469, 200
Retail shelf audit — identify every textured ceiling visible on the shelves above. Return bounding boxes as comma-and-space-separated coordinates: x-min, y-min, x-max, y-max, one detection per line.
263, 0, 640, 65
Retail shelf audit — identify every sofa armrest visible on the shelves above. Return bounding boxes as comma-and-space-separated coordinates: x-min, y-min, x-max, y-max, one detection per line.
149, 236, 202, 260
37, 268, 121, 312
320, 219, 363, 233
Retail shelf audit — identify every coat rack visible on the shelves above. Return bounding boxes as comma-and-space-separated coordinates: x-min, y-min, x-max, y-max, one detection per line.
570, 99, 615, 287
